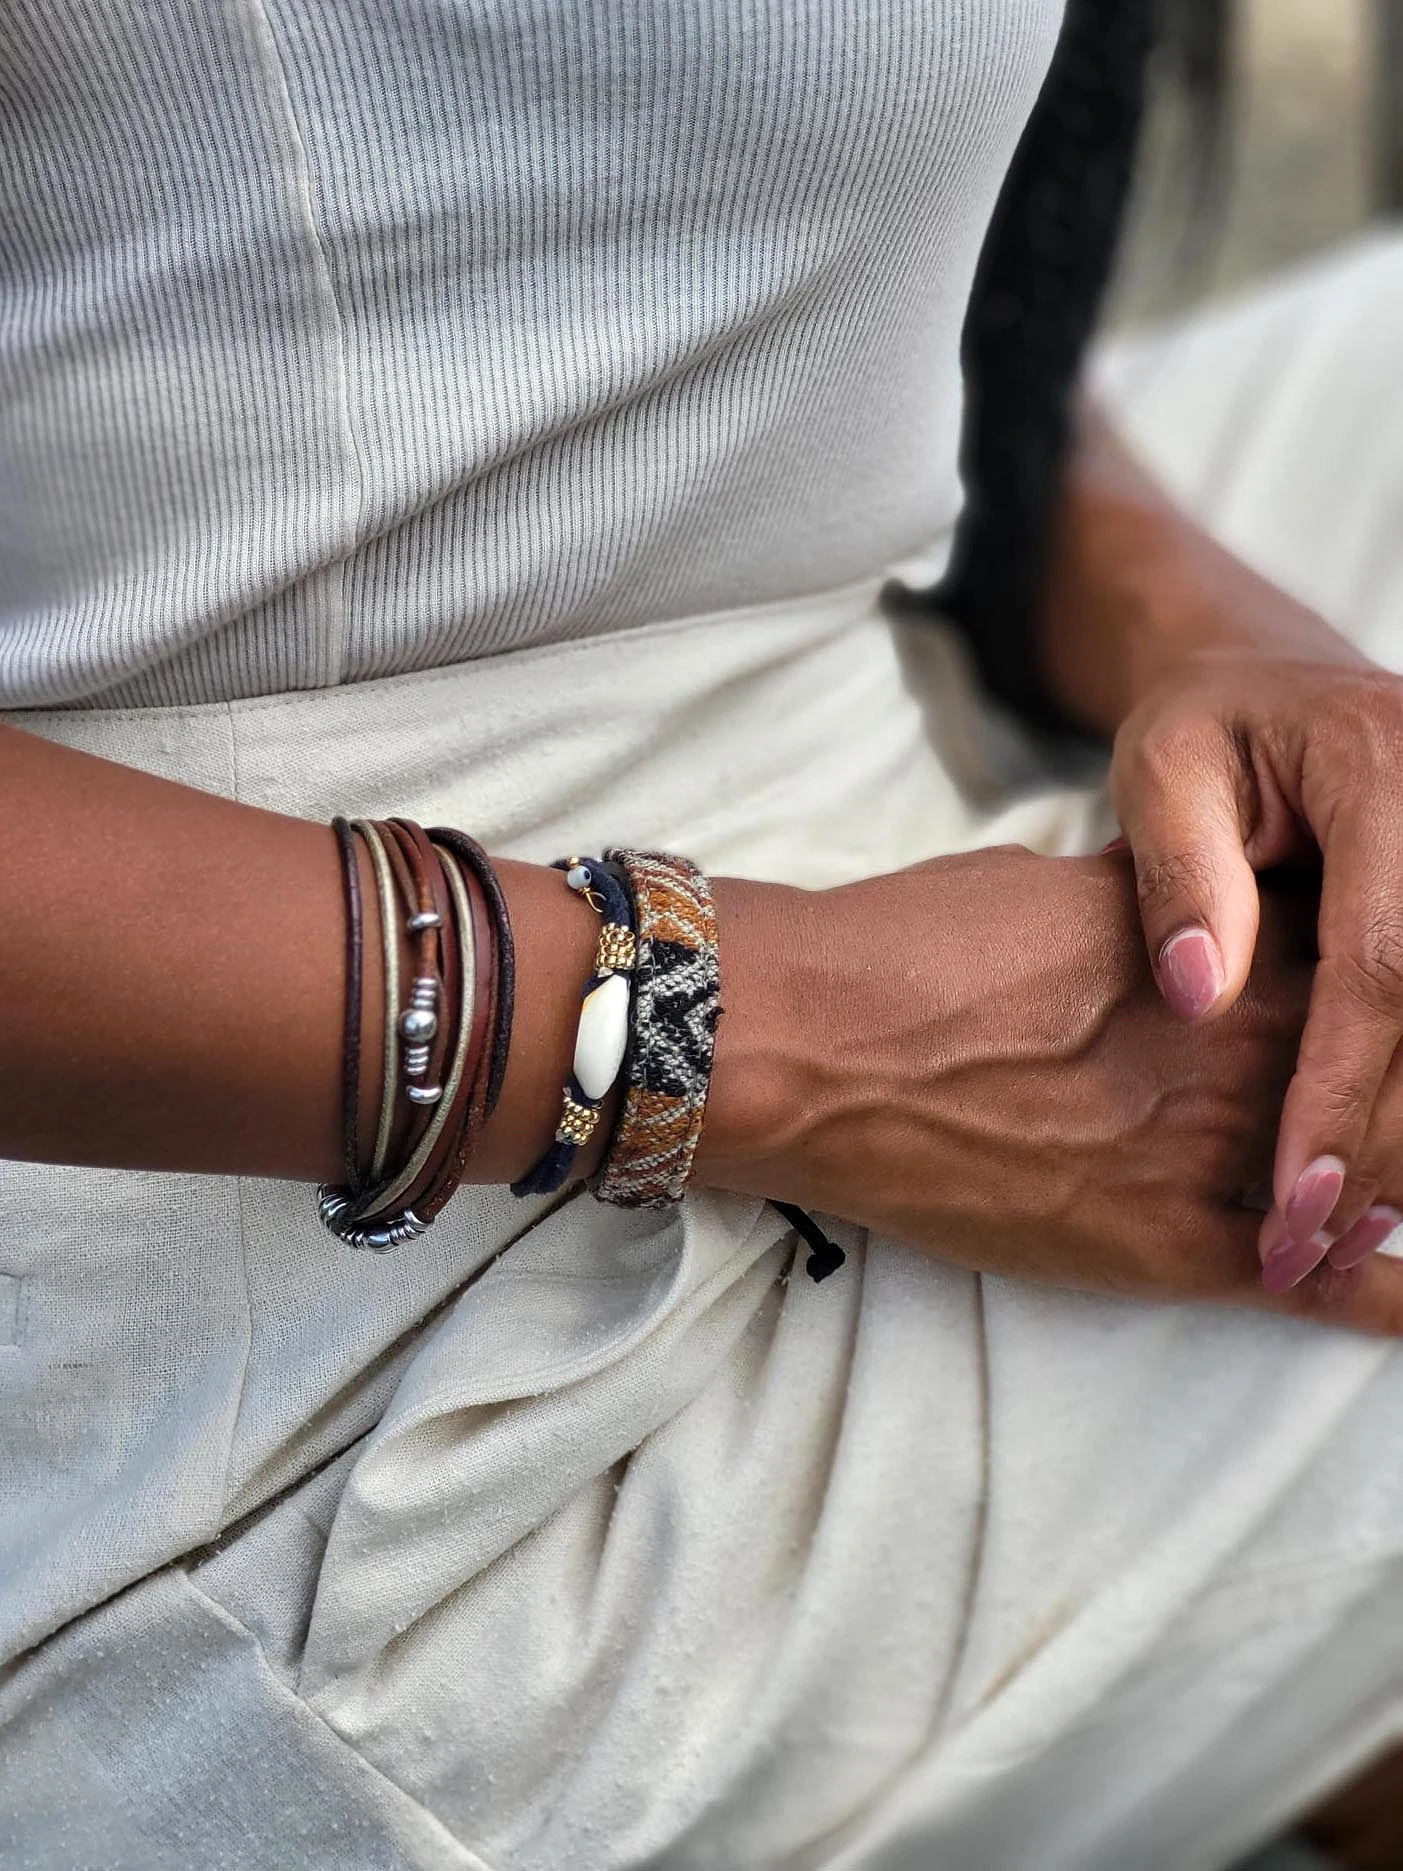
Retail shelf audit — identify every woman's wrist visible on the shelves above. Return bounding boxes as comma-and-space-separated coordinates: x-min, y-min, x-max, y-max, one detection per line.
1040, 400, 1367, 735
691, 875, 831, 1197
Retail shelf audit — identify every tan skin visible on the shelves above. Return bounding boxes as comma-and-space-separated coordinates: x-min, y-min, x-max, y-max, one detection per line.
1046, 405, 1403, 1859
1301, 1753, 1403, 1870
0, 730, 609, 1190
702, 851, 1400, 1324
5, 398, 1403, 1304
1051, 403, 1403, 1287
5, 399, 1403, 1852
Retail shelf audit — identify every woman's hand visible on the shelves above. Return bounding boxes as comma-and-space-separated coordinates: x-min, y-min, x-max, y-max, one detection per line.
698, 848, 1403, 1334
1041, 399, 1403, 1292
1112, 646, 1403, 1289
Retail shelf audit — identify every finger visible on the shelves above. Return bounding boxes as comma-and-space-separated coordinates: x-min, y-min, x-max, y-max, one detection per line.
1257, 1205, 1332, 1294
1328, 1206, 1403, 1272
1113, 724, 1260, 1021
1319, 1034, 1403, 1245
1262, 1147, 1403, 1283
1262, 1250, 1403, 1339
1271, 806, 1403, 1219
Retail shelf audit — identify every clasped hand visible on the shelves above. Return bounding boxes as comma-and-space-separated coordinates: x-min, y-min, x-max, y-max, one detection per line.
1114, 643, 1403, 1293
701, 841, 1403, 1336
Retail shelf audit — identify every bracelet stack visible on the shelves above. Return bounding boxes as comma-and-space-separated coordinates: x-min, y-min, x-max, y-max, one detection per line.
510, 856, 636, 1198
317, 816, 514, 1252
505, 846, 725, 1208
318, 823, 842, 1281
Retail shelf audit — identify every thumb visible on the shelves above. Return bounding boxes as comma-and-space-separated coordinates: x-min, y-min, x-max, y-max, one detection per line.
1115, 746, 1260, 1021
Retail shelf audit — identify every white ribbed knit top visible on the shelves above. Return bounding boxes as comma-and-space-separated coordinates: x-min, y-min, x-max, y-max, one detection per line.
0, 2, 1062, 708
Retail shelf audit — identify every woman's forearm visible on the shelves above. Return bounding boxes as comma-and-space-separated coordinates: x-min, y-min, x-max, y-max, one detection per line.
0, 720, 600, 1186
1039, 396, 1366, 736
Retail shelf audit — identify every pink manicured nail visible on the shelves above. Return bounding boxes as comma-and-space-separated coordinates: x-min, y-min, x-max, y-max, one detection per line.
1259, 1208, 1332, 1293
1100, 836, 1130, 856
1284, 1155, 1347, 1246
1327, 1206, 1403, 1272
1158, 928, 1225, 1021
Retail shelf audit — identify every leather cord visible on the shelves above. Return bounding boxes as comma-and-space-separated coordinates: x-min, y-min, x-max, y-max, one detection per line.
380, 816, 456, 1120
428, 825, 515, 1118
413, 843, 497, 1222
346, 819, 461, 1223
351, 818, 404, 1183
381, 831, 482, 1221
330, 815, 364, 1192
318, 818, 515, 1244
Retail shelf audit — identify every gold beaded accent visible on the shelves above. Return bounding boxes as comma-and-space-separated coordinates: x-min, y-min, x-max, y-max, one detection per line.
596, 922, 636, 973
555, 1096, 601, 1146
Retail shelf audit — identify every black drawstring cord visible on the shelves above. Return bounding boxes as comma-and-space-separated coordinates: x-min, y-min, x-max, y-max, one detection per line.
770, 1200, 846, 1283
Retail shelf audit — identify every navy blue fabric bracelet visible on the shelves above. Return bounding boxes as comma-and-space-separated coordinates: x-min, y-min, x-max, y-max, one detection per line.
511, 857, 637, 1198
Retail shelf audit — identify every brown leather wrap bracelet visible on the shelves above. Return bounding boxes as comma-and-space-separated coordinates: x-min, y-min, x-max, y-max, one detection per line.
318, 816, 514, 1250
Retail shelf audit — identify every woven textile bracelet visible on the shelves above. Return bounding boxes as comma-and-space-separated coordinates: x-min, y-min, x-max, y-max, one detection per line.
511, 857, 636, 1198
594, 848, 722, 1208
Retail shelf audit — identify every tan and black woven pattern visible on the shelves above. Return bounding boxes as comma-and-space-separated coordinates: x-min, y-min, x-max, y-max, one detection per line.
595, 849, 721, 1209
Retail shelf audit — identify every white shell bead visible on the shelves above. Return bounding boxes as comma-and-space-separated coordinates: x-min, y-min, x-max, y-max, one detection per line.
573, 971, 629, 1101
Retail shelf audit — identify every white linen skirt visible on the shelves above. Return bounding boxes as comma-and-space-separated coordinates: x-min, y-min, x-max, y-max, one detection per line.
4, 235, 1403, 1871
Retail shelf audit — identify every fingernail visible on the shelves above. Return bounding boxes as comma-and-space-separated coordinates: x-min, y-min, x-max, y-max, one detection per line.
1260, 1208, 1332, 1293
1328, 1206, 1403, 1272
1284, 1154, 1347, 1246
1158, 927, 1225, 1021
1100, 836, 1130, 855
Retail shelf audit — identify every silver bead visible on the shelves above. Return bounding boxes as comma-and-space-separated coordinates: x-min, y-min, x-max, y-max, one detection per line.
317, 1186, 351, 1225
348, 1209, 430, 1252
321, 1197, 430, 1253
399, 1005, 438, 1044
407, 910, 443, 932
406, 1082, 442, 1105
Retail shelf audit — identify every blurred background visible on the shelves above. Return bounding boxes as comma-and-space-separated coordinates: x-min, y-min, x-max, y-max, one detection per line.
1114, 0, 1400, 324
1119, 14, 1403, 1864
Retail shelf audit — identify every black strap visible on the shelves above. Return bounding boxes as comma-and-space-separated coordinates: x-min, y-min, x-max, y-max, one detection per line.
770, 1200, 846, 1284
927, 0, 1157, 745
